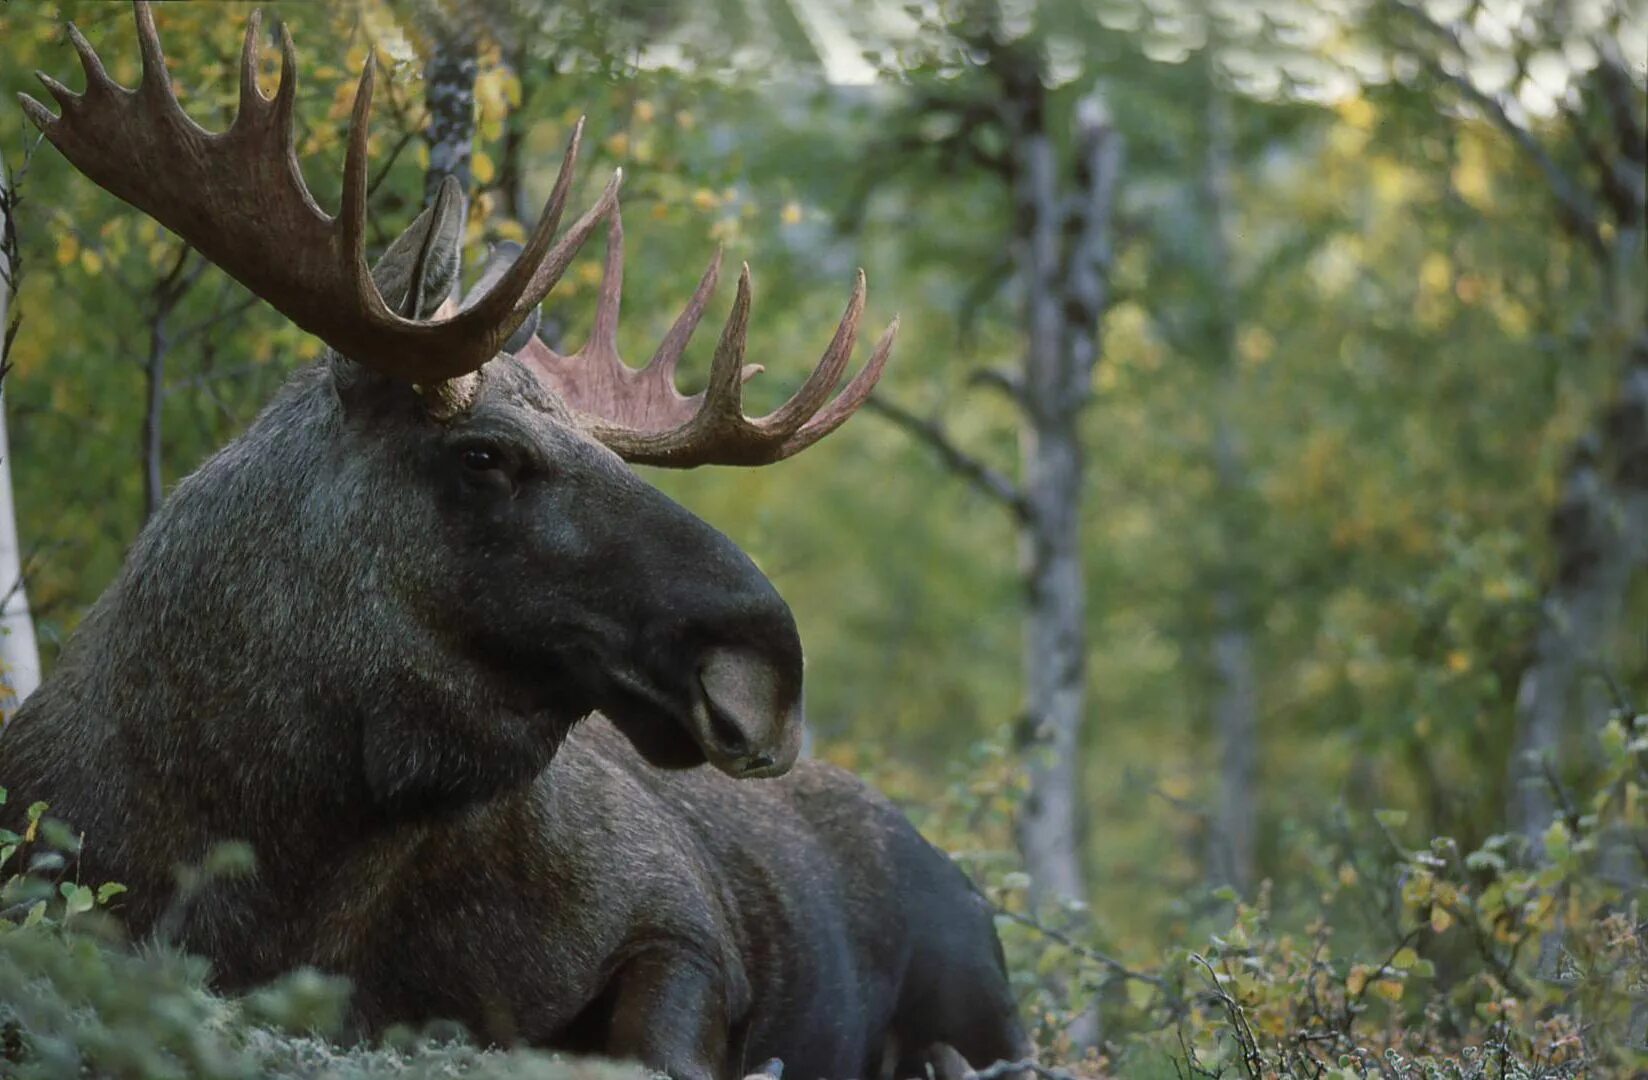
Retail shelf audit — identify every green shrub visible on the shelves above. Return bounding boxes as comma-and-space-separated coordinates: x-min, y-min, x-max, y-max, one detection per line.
889, 710, 1648, 1077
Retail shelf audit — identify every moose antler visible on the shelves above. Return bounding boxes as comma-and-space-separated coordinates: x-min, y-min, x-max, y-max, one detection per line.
19, 1, 616, 390
521, 204, 898, 467
24, 2, 896, 465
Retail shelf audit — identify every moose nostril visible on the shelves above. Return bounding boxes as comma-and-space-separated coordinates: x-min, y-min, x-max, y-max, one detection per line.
702, 688, 753, 758
740, 752, 777, 775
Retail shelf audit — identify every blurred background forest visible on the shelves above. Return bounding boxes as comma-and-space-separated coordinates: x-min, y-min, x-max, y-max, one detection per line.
0, 0, 1645, 1075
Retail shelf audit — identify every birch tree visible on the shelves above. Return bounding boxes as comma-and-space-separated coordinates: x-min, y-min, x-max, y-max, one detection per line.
858, 3, 1123, 1044
0, 156, 42, 718
1197, 78, 1260, 893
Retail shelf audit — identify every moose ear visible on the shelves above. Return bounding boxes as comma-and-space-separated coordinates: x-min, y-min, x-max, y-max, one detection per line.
462, 240, 542, 352
372, 176, 466, 320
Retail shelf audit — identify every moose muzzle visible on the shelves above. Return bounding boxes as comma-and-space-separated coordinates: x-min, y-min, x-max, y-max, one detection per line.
690, 646, 805, 777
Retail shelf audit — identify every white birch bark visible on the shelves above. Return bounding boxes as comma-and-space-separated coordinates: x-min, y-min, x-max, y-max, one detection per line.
0, 161, 42, 719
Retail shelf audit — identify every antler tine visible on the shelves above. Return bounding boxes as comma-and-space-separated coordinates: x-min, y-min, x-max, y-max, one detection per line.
132, 0, 167, 93
341, 55, 380, 320
699, 265, 755, 423
456, 120, 595, 342
32, 71, 77, 114
754, 269, 865, 436
272, 23, 300, 138
64, 24, 114, 94
588, 202, 625, 356
645, 246, 724, 379
778, 316, 899, 456
237, 11, 265, 113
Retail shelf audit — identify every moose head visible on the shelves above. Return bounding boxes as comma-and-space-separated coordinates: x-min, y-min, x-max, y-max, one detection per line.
14, 2, 894, 826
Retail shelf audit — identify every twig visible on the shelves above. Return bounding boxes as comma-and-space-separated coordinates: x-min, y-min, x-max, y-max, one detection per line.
865, 396, 1029, 522
1191, 953, 1263, 1080
993, 906, 1168, 990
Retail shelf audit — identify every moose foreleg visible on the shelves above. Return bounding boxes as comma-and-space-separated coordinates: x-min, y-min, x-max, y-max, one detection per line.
604, 949, 734, 1080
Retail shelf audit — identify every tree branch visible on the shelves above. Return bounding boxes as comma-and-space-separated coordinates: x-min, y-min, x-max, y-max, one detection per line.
864, 396, 1028, 522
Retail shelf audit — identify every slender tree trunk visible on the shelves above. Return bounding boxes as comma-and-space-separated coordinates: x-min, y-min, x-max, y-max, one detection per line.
1011, 75, 1088, 913
142, 315, 168, 524
424, 18, 478, 211
1200, 84, 1260, 894
1006, 75, 1121, 1049
0, 162, 41, 718
422, 13, 478, 311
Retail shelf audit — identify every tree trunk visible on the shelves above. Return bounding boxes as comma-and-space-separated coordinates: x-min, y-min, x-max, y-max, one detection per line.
1006, 78, 1121, 1049
424, 19, 478, 213
1011, 79, 1088, 913
1200, 83, 1260, 894
0, 162, 42, 718
142, 314, 168, 524
1508, 235, 1648, 843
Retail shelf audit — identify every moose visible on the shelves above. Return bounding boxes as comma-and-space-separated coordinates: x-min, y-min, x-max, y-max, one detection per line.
1, 5, 1031, 1079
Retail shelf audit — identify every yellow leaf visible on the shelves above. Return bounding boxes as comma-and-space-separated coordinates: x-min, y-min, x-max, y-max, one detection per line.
55, 234, 80, 267
1346, 965, 1369, 996
80, 249, 103, 276
1238, 326, 1273, 366
1337, 95, 1375, 130
1429, 906, 1454, 934
691, 188, 719, 211
1420, 253, 1452, 295
1372, 978, 1405, 1002
781, 200, 803, 226
634, 99, 655, 123
1390, 946, 1419, 970
472, 151, 496, 185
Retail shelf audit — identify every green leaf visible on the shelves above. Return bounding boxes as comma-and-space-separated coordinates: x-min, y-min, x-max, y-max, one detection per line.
1542, 820, 1571, 862
96, 882, 128, 904
63, 883, 95, 916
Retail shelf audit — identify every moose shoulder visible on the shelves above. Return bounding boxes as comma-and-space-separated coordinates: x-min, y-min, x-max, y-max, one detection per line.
2, 4, 1027, 1078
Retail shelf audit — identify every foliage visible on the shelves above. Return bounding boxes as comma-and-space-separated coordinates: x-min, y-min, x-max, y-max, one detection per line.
884, 706, 1647, 1076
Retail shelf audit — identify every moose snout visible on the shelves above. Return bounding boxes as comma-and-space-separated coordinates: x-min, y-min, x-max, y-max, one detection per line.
689, 646, 804, 778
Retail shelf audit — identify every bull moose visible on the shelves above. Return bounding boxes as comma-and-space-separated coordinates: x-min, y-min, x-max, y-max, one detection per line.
1, 4, 1030, 1078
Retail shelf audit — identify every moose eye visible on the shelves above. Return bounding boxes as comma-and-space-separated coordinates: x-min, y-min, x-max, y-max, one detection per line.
458, 445, 504, 473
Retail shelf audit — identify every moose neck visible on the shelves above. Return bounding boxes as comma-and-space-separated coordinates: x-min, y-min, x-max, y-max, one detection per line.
7, 367, 569, 932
